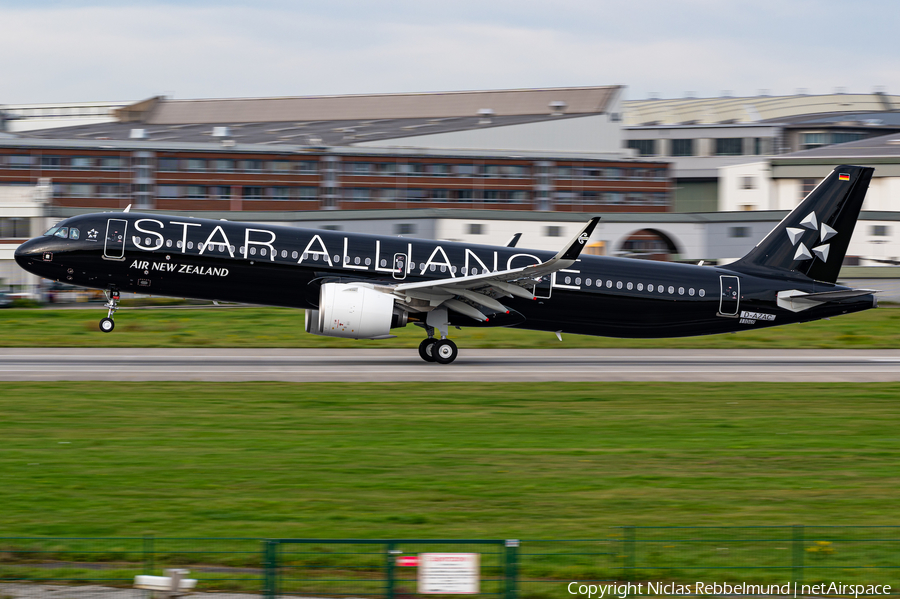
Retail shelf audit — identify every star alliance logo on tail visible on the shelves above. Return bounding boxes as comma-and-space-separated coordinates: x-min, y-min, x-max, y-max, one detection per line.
786, 212, 836, 263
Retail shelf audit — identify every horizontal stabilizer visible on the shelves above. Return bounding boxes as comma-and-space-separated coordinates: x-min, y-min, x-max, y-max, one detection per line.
777, 288, 878, 312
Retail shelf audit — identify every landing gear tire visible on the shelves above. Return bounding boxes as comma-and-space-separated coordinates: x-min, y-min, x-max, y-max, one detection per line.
418, 338, 437, 362
99, 317, 115, 333
433, 339, 458, 364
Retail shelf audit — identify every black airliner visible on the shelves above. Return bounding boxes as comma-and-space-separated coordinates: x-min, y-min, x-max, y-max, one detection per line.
15, 165, 877, 364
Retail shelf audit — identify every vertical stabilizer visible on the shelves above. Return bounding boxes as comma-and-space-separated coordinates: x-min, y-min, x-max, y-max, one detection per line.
730, 165, 873, 283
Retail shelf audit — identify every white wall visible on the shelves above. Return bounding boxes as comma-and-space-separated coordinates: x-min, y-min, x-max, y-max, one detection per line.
719, 161, 774, 211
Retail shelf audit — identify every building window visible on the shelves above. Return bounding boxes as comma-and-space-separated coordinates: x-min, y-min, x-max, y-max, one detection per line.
212, 186, 231, 199
157, 185, 180, 199
626, 140, 656, 156
715, 138, 744, 156
545, 226, 563, 237
348, 188, 370, 201
295, 187, 317, 200
213, 159, 234, 172
242, 186, 264, 199
70, 156, 93, 170
728, 226, 751, 238
394, 223, 416, 235
754, 138, 762, 155
40, 155, 63, 169
243, 159, 264, 172
671, 139, 694, 156
99, 157, 124, 170
186, 186, 207, 199
468, 223, 484, 235
271, 187, 290, 200
455, 190, 474, 200
0, 217, 29, 238
740, 176, 756, 190
454, 164, 477, 176
297, 161, 317, 174
871, 225, 890, 236
271, 160, 292, 172
5, 155, 32, 169
186, 158, 206, 172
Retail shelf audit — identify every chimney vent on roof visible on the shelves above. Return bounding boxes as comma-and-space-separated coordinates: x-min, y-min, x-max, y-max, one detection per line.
129, 128, 147, 139
212, 126, 231, 138
549, 101, 567, 115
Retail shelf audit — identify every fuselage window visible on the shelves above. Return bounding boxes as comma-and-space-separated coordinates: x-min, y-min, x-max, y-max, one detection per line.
250, 247, 257, 255
44, 226, 60, 236
281, 250, 287, 258
483, 268, 489, 274
381, 259, 387, 267
451, 265, 456, 273
166, 239, 172, 248
344, 255, 350, 263
565, 276, 572, 284
365, 257, 372, 266
440, 265, 446, 273
678, 287, 685, 295
55, 227, 69, 239
626, 282, 633, 290
132, 235, 141, 245
238, 246, 244, 254
668, 285, 675, 294
430, 264, 436, 272
261, 248, 267, 256
187, 241, 194, 249
354, 257, 361, 265
637, 283, 643, 291
648, 284, 654, 292
606, 280, 613, 288
177, 241, 183, 249
699, 289, 706, 297
585, 278, 592, 286
658, 285, 664, 294
689, 288, 695, 296
198, 243, 205, 251
333, 254, 340, 264
229, 245, 235, 253
146, 237, 152, 246
292, 251, 299, 259
69, 228, 80, 240
575, 277, 581, 285
616, 281, 623, 289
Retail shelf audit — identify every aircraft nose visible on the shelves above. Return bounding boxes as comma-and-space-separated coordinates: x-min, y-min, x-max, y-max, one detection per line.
14, 237, 43, 269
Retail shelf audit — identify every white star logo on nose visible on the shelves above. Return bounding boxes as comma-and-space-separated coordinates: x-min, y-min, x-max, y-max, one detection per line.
785, 212, 835, 263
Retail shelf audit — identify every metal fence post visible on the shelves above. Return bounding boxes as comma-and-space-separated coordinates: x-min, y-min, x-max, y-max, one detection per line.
505, 540, 519, 599
385, 542, 396, 599
263, 540, 278, 599
792, 525, 804, 586
143, 534, 154, 575
623, 527, 635, 582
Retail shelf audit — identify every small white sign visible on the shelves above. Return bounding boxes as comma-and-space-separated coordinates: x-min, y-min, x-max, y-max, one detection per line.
417, 553, 479, 595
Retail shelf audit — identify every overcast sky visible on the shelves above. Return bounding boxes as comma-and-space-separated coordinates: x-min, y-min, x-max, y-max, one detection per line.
2, 0, 899, 104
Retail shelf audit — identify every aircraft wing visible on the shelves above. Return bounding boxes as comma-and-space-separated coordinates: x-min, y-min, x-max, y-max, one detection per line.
386, 217, 600, 321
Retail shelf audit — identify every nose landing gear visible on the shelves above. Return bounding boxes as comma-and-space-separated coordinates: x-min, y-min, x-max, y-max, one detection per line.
99, 290, 120, 333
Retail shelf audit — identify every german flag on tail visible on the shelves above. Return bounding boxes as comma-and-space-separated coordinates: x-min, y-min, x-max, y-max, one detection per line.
839, 173, 850, 181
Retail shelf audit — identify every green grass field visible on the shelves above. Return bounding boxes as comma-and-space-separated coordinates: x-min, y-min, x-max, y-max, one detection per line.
2, 382, 898, 538
2, 382, 899, 591
1, 303, 899, 347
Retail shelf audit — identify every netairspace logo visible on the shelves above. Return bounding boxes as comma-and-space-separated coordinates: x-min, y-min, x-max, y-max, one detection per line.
567, 581, 893, 598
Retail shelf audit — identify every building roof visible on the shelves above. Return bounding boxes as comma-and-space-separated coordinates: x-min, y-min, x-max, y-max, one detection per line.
18, 114, 593, 147
119, 86, 622, 125
776, 132, 900, 159
623, 93, 900, 127
17, 85, 624, 148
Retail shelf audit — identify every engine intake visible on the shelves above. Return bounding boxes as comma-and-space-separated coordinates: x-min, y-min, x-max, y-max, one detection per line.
304, 282, 406, 339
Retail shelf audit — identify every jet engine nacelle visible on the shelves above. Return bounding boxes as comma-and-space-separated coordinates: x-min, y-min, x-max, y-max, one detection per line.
304, 282, 406, 339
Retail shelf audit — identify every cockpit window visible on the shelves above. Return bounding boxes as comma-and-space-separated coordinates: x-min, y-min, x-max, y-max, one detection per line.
54, 227, 69, 239
69, 228, 80, 240
44, 226, 60, 236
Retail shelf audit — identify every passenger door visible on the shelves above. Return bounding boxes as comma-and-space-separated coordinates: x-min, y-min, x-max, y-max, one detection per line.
719, 275, 740, 316
104, 219, 128, 260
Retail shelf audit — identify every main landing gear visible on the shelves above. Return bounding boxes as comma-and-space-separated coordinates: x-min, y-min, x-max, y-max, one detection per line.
99, 290, 120, 333
417, 307, 459, 364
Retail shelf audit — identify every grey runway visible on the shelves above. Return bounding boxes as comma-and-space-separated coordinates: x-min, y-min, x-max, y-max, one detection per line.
2, 348, 900, 382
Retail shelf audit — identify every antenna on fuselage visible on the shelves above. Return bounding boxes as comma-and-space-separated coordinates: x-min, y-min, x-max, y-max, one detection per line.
123, 204, 132, 213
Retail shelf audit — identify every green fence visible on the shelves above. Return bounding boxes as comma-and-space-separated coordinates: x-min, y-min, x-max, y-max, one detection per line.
0, 528, 898, 598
